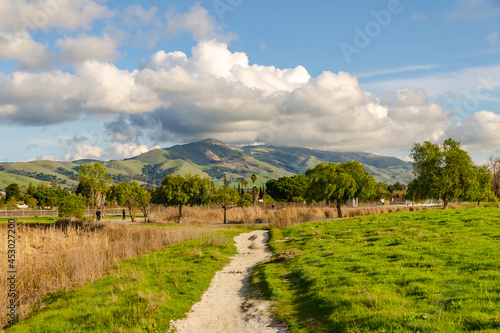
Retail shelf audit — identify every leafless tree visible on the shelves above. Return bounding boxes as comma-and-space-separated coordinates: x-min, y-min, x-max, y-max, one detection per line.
487, 156, 500, 199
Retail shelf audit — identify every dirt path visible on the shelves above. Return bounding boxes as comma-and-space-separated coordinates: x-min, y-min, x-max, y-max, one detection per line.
169, 230, 288, 333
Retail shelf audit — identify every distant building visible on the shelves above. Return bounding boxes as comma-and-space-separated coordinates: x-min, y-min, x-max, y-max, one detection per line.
17, 201, 28, 209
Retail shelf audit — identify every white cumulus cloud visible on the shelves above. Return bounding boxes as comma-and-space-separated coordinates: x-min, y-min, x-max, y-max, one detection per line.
0, 0, 113, 33
0, 15, 498, 158
388, 89, 451, 123
56, 35, 119, 64
0, 31, 50, 69
63, 142, 155, 161
447, 111, 500, 152
165, 3, 234, 42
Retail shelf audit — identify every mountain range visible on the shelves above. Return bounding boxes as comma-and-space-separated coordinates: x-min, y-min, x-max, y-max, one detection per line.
0, 139, 413, 189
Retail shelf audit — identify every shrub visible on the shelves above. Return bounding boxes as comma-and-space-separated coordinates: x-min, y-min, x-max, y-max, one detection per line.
58, 195, 86, 219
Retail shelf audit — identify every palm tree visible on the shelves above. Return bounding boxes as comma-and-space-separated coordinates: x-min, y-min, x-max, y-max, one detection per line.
251, 174, 257, 186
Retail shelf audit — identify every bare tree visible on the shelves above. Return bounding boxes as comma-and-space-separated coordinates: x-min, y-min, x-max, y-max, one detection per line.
487, 156, 500, 199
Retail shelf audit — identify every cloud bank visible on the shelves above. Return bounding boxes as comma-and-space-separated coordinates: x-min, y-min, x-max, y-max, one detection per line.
0, 2, 499, 161
1, 38, 499, 159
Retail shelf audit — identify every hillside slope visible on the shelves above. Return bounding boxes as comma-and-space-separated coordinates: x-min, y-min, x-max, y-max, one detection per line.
0, 139, 413, 189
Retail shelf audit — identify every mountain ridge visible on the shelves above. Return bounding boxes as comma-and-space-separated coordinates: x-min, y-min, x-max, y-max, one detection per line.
0, 139, 413, 189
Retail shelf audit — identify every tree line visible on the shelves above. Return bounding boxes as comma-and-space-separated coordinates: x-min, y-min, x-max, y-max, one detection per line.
405, 138, 497, 208
1, 138, 499, 222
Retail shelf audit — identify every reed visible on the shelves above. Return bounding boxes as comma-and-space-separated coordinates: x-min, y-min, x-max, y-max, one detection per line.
0, 220, 216, 328
148, 204, 428, 226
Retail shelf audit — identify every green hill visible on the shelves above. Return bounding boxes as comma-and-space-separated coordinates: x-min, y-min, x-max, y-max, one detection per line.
0, 139, 413, 189
130, 139, 413, 185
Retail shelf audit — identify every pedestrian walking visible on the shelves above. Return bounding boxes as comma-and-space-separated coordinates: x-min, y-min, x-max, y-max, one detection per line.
122, 209, 126, 221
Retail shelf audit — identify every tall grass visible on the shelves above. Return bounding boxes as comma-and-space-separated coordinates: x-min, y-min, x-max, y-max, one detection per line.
148, 204, 428, 226
0, 220, 217, 328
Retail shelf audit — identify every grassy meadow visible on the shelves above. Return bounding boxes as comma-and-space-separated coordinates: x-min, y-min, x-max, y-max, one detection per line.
253, 208, 500, 332
4, 229, 246, 332
0, 219, 246, 330
2, 205, 494, 332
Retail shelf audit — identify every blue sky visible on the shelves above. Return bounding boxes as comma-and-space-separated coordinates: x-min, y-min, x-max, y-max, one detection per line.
0, 0, 499, 163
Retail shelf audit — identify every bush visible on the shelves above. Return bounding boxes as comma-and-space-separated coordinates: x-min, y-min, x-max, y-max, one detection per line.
58, 195, 86, 219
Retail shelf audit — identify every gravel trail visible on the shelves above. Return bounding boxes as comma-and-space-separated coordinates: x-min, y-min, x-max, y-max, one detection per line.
170, 230, 288, 333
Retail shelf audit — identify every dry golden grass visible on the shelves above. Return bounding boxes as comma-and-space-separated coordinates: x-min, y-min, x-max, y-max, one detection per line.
149, 205, 324, 226
0, 219, 218, 328
148, 204, 428, 227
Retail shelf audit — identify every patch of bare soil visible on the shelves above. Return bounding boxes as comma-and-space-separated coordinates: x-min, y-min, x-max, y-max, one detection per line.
169, 230, 288, 333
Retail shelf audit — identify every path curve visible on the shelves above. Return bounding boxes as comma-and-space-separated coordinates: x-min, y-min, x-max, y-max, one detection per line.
170, 230, 288, 333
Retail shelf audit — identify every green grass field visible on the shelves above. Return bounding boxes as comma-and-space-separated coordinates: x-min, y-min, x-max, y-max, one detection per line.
253, 208, 500, 332
0, 217, 58, 224
7, 228, 249, 332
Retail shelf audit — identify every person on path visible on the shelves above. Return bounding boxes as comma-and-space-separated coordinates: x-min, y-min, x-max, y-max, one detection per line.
96, 209, 101, 221
122, 209, 126, 221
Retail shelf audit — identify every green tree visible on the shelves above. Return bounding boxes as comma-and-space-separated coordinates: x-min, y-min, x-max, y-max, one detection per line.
407, 138, 476, 208
252, 186, 259, 204
387, 181, 407, 200
6, 196, 18, 207
250, 174, 258, 204
77, 162, 112, 208
5, 183, 20, 202
136, 187, 152, 223
387, 181, 406, 192
213, 186, 240, 224
50, 180, 60, 189
58, 195, 87, 219
48, 196, 58, 209
152, 174, 213, 223
305, 162, 377, 218
27, 182, 37, 196
36, 183, 49, 192
107, 182, 151, 222
467, 165, 497, 206
124, 183, 141, 222
237, 193, 253, 207
240, 179, 248, 195
266, 175, 308, 202
378, 182, 392, 201
107, 182, 129, 206
26, 197, 38, 208
123, 182, 152, 223
34, 189, 70, 208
